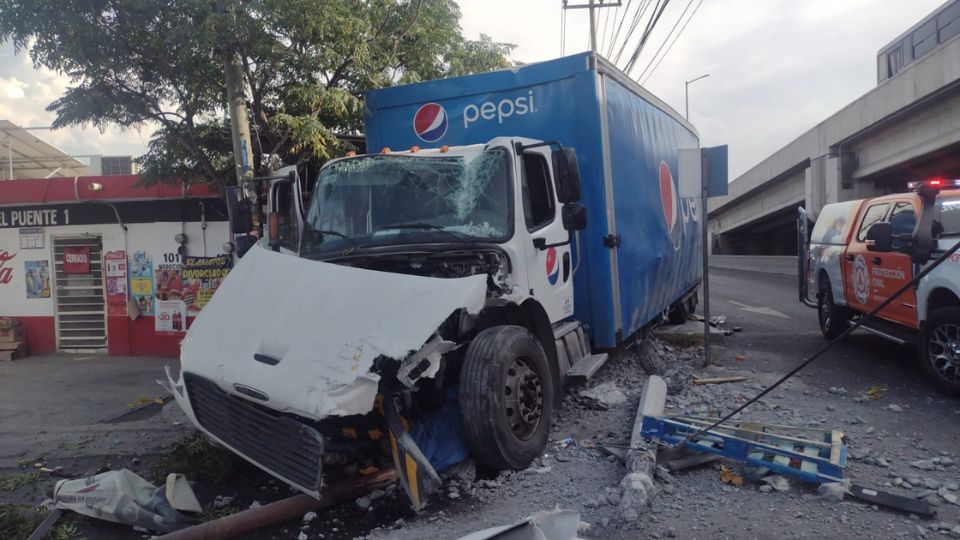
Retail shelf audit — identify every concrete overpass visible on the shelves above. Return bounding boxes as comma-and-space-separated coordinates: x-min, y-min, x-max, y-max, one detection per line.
709, 2, 960, 258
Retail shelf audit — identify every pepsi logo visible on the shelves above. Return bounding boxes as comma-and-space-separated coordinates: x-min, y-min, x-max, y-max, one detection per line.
546, 247, 559, 285
413, 103, 448, 143
659, 161, 681, 251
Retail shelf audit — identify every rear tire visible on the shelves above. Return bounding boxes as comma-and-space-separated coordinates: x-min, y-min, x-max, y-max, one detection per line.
459, 326, 554, 470
668, 292, 697, 324
919, 307, 960, 396
818, 277, 849, 340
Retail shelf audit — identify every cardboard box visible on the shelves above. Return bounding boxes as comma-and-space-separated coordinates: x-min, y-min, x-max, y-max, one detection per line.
0, 326, 25, 343
0, 341, 27, 362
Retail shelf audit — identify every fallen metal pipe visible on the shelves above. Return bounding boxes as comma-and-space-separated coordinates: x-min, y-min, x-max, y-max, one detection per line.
156, 467, 397, 540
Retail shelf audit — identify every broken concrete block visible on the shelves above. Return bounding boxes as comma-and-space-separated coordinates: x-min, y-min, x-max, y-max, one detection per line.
638, 376, 667, 418
762, 475, 791, 492
618, 472, 655, 521
580, 383, 627, 409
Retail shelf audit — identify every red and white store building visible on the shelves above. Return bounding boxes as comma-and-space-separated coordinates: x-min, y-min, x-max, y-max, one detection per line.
0, 175, 230, 357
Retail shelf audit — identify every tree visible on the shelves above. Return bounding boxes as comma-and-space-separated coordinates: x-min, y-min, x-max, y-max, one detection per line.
0, 0, 515, 185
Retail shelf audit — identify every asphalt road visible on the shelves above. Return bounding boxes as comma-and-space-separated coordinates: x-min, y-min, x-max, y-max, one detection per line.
705, 266, 944, 407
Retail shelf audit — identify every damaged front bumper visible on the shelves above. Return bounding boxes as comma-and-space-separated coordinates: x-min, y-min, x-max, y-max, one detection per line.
163, 367, 327, 497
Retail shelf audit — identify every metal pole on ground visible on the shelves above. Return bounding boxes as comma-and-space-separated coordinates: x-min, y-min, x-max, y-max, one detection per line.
157, 468, 397, 540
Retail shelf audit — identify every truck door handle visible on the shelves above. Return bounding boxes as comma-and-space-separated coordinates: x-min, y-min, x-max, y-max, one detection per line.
872, 257, 882, 265
845, 254, 855, 262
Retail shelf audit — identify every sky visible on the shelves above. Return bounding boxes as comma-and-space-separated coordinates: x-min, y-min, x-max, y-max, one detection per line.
0, 0, 947, 178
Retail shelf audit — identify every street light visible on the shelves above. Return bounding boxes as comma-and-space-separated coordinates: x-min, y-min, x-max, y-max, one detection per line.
684, 74, 710, 121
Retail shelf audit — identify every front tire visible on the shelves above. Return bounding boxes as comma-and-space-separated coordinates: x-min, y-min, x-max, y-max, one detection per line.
919, 307, 960, 396
818, 277, 849, 340
459, 326, 554, 470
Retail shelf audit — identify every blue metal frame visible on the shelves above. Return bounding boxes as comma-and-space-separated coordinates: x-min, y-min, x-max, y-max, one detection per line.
641, 416, 847, 484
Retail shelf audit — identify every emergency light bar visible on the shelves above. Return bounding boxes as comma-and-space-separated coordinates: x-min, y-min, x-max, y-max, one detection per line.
907, 178, 960, 190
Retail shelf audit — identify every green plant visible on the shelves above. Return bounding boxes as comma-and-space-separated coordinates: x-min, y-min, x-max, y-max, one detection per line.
49, 522, 82, 540
0, 472, 41, 491
0, 503, 42, 540
152, 433, 242, 485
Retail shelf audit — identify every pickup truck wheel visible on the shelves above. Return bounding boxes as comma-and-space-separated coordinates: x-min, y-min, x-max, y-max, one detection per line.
459, 325, 554, 470
919, 307, 960, 396
818, 278, 849, 340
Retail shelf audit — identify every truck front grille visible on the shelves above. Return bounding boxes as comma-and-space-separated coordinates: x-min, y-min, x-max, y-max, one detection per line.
183, 373, 324, 491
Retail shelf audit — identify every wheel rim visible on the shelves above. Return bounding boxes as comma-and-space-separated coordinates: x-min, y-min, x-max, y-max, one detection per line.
819, 292, 831, 332
928, 323, 960, 383
503, 357, 543, 441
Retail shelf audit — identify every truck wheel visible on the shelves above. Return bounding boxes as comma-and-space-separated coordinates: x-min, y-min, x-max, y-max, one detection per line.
668, 293, 696, 324
919, 307, 960, 396
818, 277, 848, 340
459, 326, 554, 470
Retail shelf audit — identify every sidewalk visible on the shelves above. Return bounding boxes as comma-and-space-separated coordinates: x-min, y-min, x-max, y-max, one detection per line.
0, 353, 190, 464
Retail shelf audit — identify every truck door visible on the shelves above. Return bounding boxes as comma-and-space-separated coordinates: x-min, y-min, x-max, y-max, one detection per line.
520, 148, 574, 322
874, 200, 919, 328
267, 170, 305, 255
845, 202, 890, 314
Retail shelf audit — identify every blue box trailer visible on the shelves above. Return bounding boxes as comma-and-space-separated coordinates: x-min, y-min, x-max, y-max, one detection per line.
365, 52, 703, 349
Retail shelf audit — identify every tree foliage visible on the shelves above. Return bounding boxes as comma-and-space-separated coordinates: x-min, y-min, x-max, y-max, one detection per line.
0, 0, 515, 185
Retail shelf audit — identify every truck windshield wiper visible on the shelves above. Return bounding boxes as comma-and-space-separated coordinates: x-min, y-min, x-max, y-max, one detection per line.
377, 222, 468, 244
307, 228, 359, 247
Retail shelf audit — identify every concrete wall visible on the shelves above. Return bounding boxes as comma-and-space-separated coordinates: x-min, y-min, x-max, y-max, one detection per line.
710, 255, 797, 277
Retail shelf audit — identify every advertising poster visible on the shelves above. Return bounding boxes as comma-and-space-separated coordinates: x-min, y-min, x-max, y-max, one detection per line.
128, 251, 154, 316
155, 259, 183, 303
155, 299, 187, 333
104, 250, 128, 316
19, 227, 44, 249
182, 255, 232, 314
24, 260, 50, 298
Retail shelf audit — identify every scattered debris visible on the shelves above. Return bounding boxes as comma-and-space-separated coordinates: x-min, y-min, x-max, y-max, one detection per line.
886, 404, 904, 413
721, 465, 745, 487
735, 354, 746, 362
692, 376, 747, 385
456, 507, 582, 540
848, 484, 936, 516
864, 385, 888, 400
579, 382, 627, 409
761, 475, 790, 492
817, 481, 848, 502
50, 469, 200, 533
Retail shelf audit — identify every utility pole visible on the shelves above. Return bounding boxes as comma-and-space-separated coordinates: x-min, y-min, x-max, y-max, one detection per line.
563, 1, 621, 55
225, 52, 254, 187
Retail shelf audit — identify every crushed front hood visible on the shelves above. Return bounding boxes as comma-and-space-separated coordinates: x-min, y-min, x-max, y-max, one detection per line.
178, 246, 487, 420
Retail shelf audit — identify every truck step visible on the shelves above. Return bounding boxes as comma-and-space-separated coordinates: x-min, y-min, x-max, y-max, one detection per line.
565, 353, 609, 383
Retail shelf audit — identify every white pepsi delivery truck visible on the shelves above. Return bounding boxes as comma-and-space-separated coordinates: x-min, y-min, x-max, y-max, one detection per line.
166, 53, 722, 509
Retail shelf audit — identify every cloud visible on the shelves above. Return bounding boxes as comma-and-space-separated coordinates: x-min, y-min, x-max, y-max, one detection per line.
0, 77, 27, 99
0, 41, 151, 160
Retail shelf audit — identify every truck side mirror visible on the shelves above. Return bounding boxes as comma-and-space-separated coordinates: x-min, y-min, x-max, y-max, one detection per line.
865, 222, 893, 252
911, 190, 939, 265
553, 147, 582, 203
562, 202, 587, 231
225, 186, 253, 235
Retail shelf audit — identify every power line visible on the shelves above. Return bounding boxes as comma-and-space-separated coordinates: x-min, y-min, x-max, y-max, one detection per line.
640, 0, 704, 83
623, 0, 671, 75
599, 1, 613, 53
606, 0, 635, 58
602, 2, 621, 58
612, 0, 653, 66
636, 0, 695, 81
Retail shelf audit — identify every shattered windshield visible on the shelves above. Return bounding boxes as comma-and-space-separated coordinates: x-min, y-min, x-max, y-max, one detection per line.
303, 149, 511, 254
939, 196, 960, 235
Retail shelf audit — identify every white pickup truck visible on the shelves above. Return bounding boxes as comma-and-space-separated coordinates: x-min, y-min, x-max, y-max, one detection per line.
799, 180, 960, 395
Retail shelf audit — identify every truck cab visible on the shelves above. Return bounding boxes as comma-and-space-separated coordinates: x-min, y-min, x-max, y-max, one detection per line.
168, 136, 600, 510
799, 180, 960, 395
